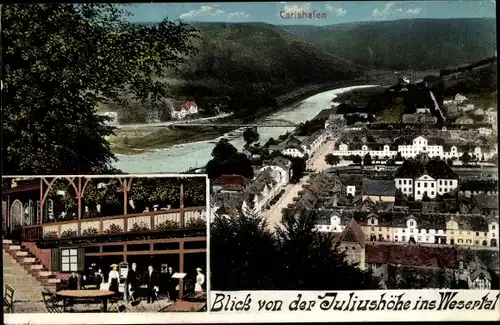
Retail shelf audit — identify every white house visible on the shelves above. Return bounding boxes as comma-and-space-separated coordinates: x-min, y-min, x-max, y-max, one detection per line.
392, 215, 446, 244
332, 142, 397, 159
454, 93, 468, 105
281, 145, 306, 158
260, 156, 292, 187
394, 153, 459, 200
171, 101, 198, 120
97, 111, 118, 125
302, 131, 328, 157
314, 212, 347, 233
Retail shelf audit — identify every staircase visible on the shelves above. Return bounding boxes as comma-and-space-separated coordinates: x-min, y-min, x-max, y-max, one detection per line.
2, 239, 62, 301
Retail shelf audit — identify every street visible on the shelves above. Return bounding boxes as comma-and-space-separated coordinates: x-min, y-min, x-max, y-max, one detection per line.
263, 135, 339, 231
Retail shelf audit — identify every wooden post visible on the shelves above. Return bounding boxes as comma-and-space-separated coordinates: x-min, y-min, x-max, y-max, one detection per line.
39, 178, 44, 223
123, 178, 128, 216
179, 240, 184, 300
123, 244, 127, 262
179, 182, 185, 228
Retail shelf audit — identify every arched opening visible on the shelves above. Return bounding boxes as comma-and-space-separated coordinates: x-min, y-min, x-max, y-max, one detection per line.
491, 238, 497, 247
409, 236, 416, 244
482, 240, 487, 246
450, 238, 455, 245
10, 200, 23, 237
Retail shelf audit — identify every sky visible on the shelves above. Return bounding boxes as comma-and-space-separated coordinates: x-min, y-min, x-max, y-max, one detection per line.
124, 1, 496, 26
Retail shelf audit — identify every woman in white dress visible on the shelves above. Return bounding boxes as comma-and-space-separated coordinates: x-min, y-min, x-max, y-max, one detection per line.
108, 264, 120, 294
194, 267, 205, 293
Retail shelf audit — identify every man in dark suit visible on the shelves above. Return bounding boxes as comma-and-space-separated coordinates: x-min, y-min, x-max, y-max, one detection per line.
167, 266, 177, 301
143, 264, 159, 303
126, 263, 139, 301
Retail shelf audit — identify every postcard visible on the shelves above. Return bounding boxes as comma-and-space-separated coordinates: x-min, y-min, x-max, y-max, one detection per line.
2, 1, 499, 323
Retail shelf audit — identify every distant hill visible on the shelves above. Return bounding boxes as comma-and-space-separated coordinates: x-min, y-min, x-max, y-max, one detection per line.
173, 22, 360, 115
134, 22, 360, 118
280, 18, 496, 70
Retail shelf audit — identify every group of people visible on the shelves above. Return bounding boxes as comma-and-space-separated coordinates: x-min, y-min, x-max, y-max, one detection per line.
74, 262, 205, 304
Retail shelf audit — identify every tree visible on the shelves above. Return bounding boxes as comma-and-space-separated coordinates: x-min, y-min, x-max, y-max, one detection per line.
325, 154, 340, 166
206, 139, 253, 180
242, 127, 259, 148
2, 4, 199, 175
211, 209, 381, 290
395, 151, 403, 161
460, 152, 472, 166
288, 156, 307, 183
274, 209, 380, 290
363, 153, 373, 166
210, 212, 278, 290
353, 155, 362, 165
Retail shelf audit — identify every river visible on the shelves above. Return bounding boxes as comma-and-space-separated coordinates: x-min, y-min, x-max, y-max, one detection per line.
113, 85, 378, 173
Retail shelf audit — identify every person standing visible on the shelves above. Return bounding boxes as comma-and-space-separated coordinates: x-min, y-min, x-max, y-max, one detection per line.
126, 263, 139, 301
167, 266, 177, 302
194, 267, 205, 293
143, 265, 159, 303
108, 264, 120, 294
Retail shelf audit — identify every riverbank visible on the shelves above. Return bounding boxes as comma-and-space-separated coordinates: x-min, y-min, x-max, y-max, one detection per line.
110, 125, 234, 155
112, 85, 379, 173
110, 79, 379, 155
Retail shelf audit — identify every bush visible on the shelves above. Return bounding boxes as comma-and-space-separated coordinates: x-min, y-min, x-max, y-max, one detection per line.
43, 231, 58, 240
130, 221, 150, 232
103, 224, 123, 234
81, 227, 99, 236
186, 217, 206, 228
61, 229, 77, 238
156, 220, 179, 230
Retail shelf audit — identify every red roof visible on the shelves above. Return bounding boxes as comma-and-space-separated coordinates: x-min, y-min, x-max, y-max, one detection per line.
172, 101, 197, 112
366, 244, 457, 268
212, 175, 250, 191
334, 219, 365, 246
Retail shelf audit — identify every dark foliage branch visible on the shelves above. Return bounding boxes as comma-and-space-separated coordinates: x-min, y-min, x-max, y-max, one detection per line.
2, 4, 199, 175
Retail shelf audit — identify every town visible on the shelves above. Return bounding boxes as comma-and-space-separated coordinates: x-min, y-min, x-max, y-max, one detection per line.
210, 76, 499, 290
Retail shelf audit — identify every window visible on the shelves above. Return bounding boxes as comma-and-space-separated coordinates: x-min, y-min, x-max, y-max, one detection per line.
61, 248, 78, 272
402, 236, 406, 241
424, 183, 428, 188
386, 235, 390, 240
493, 225, 496, 230
399, 180, 402, 185
417, 183, 420, 188
476, 232, 479, 236
484, 232, 487, 237
439, 180, 442, 185
410, 229, 414, 233
444, 180, 448, 185
410, 221, 414, 226
402, 229, 406, 233
379, 227, 382, 231
431, 183, 435, 188
475, 241, 479, 245
426, 237, 429, 241
417, 191, 421, 195
418, 236, 421, 241
372, 227, 375, 231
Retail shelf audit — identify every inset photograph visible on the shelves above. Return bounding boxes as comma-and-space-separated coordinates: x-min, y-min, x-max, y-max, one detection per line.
2, 175, 208, 313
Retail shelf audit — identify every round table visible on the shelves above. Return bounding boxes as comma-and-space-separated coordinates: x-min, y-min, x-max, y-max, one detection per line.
56, 290, 115, 312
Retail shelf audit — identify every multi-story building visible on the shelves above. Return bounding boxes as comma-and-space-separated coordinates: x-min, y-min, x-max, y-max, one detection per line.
394, 153, 459, 200
333, 135, 496, 161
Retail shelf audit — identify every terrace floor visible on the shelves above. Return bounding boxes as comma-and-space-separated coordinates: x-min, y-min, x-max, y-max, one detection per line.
10, 298, 177, 313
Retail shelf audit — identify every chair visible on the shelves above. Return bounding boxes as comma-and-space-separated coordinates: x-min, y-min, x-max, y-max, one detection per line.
42, 291, 64, 313
107, 293, 123, 312
3, 284, 14, 313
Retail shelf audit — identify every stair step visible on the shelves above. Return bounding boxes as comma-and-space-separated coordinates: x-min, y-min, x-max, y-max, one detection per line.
48, 278, 61, 283
30, 264, 44, 270
15, 251, 28, 256
38, 271, 52, 277
23, 257, 36, 263
3, 239, 13, 244
9, 245, 21, 250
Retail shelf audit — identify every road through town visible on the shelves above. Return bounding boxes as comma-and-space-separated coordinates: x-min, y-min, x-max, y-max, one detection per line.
263, 135, 340, 230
